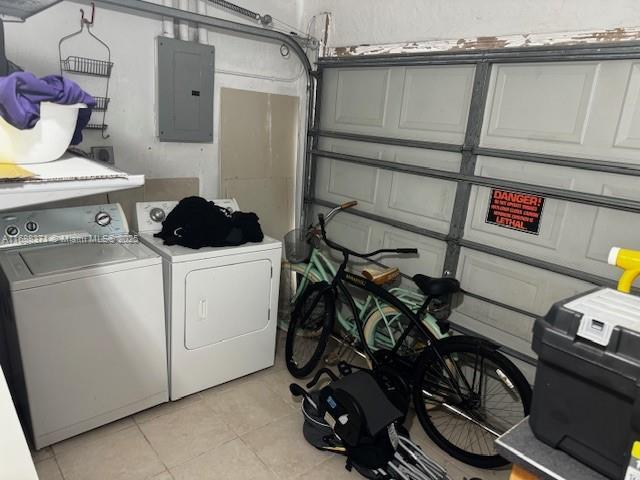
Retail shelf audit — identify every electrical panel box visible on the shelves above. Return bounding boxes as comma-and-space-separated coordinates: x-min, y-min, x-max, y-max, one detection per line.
157, 37, 214, 143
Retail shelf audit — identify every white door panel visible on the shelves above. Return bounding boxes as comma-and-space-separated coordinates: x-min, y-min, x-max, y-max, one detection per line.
398, 66, 474, 135
486, 62, 599, 143
328, 160, 380, 205
481, 60, 640, 164
457, 248, 594, 317
335, 69, 391, 127
185, 260, 271, 350
322, 65, 475, 144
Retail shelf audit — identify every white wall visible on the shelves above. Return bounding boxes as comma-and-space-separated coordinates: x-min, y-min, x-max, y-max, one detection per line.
5, 0, 308, 198
301, 0, 640, 47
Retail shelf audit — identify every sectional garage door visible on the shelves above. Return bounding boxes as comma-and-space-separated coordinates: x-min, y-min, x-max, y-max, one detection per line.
306, 49, 640, 378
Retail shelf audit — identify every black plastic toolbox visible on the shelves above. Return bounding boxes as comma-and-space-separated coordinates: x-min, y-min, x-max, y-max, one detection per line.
530, 288, 640, 480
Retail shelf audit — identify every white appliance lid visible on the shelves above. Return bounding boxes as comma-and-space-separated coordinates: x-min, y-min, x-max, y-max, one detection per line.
139, 233, 281, 263
20, 243, 138, 276
565, 288, 640, 346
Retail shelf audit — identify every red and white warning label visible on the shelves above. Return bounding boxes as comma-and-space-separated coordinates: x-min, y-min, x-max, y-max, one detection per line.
485, 188, 545, 235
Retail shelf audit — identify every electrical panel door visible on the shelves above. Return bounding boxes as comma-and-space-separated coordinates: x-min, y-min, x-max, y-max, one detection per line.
157, 37, 214, 143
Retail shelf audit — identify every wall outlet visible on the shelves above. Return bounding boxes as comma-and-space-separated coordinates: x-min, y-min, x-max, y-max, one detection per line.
91, 146, 115, 165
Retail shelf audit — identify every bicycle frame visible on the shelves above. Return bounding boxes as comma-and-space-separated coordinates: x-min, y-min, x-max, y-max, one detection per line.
328, 250, 439, 365
291, 247, 432, 342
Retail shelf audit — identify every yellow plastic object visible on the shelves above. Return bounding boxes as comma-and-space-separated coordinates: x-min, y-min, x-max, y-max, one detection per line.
632, 441, 640, 460
0, 163, 35, 180
609, 247, 640, 293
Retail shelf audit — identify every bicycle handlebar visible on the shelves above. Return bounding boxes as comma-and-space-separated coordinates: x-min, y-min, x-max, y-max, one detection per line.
318, 206, 418, 259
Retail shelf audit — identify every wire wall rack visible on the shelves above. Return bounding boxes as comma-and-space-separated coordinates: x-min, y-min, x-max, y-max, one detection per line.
58, 2, 112, 139
60, 56, 113, 77
92, 96, 111, 112
85, 123, 109, 131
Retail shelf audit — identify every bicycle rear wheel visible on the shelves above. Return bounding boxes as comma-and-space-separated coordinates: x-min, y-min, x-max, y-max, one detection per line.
285, 281, 335, 378
412, 336, 531, 468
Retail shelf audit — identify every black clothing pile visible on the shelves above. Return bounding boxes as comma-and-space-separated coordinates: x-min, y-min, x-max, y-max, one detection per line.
154, 196, 264, 249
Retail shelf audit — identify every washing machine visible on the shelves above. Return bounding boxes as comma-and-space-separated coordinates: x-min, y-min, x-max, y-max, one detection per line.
134, 199, 282, 400
0, 204, 168, 449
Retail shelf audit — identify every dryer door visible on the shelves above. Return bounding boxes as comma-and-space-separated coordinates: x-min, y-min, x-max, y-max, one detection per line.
184, 259, 272, 349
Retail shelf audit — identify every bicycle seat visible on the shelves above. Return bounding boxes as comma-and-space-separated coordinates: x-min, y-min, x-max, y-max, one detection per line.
412, 274, 460, 297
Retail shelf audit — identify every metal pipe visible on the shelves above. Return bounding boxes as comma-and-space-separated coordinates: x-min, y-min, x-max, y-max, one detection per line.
177, 0, 189, 41
161, 0, 175, 38
92, 0, 316, 234
93, 0, 312, 71
196, 0, 208, 44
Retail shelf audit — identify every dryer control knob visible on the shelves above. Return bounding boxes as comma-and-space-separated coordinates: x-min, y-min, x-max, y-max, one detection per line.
25, 221, 38, 233
149, 208, 166, 223
5, 225, 19, 237
95, 212, 112, 227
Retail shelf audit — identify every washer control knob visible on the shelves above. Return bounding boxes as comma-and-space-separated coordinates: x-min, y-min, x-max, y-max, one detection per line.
25, 221, 38, 233
149, 208, 166, 223
5, 225, 19, 237
95, 212, 112, 227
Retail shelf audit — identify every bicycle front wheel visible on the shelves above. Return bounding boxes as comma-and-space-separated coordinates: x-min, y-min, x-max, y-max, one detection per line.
285, 281, 335, 378
412, 336, 531, 468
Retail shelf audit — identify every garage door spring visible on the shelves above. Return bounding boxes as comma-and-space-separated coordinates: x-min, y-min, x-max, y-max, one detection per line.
206, 0, 272, 25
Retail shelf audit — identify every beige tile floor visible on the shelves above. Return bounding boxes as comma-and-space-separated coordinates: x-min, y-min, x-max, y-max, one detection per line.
31, 336, 511, 480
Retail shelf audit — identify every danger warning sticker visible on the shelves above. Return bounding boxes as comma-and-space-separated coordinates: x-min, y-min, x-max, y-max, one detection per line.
485, 189, 545, 235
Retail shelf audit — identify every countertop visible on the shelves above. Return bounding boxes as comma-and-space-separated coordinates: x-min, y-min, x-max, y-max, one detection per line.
496, 417, 607, 480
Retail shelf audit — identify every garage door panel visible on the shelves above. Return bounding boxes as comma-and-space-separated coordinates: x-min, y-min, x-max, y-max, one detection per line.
465, 157, 640, 279
614, 62, 640, 149
452, 295, 536, 345
335, 68, 391, 127
457, 249, 594, 316
328, 160, 379, 204
585, 200, 640, 267
380, 229, 446, 278
381, 172, 456, 231
316, 157, 454, 234
321, 65, 475, 143
481, 60, 640, 164
486, 62, 599, 144
398, 66, 474, 135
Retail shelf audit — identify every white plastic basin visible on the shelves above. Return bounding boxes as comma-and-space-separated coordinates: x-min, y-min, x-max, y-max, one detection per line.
0, 102, 86, 165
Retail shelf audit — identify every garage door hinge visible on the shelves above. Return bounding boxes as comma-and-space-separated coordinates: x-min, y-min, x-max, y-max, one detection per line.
271, 266, 273, 278
268, 308, 271, 320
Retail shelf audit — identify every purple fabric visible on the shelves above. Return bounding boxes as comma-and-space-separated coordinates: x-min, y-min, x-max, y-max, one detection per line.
0, 72, 96, 145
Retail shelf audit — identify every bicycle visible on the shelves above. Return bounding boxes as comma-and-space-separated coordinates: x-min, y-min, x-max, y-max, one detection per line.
281, 208, 449, 360
285, 201, 532, 469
